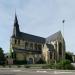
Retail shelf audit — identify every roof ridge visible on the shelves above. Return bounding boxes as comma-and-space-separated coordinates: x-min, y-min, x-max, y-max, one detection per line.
46, 30, 62, 41
20, 32, 45, 39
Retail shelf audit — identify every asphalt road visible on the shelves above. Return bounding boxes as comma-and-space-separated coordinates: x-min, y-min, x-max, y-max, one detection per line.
0, 68, 75, 75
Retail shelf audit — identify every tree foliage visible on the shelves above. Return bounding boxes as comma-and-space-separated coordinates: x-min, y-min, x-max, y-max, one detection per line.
36, 58, 46, 64
65, 52, 73, 62
0, 47, 5, 64
42, 59, 75, 70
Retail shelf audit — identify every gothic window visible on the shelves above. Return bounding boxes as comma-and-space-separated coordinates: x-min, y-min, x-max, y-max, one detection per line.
25, 42, 28, 49
50, 52, 52, 59
38, 44, 42, 50
59, 42, 62, 56
34, 43, 37, 50
30, 43, 33, 49
15, 39, 17, 44
18, 40, 20, 45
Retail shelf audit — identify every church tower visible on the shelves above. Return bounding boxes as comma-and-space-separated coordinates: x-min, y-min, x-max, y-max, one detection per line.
12, 14, 20, 37
10, 14, 20, 59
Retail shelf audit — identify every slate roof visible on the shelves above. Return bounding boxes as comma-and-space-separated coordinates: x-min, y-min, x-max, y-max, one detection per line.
12, 32, 45, 43
12, 14, 45, 43
46, 31, 62, 42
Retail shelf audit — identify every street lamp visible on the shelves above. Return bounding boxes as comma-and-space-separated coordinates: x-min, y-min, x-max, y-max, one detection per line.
62, 20, 65, 38
62, 20, 65, 69
62, 20, 65, 59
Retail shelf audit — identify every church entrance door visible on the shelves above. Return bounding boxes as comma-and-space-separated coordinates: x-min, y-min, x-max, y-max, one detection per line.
28, 58, 33, 64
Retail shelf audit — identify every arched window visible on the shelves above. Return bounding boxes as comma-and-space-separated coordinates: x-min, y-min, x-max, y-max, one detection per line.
18, 40, 20, 45
30, 43, 33, 49
50, 52, 52, 59
59, 42, 62, 56
28, 58, 33, 64
25, 42, 28, 49
38, 44, 42, 50
34, 43, 37, 50
15, 39, 17, 44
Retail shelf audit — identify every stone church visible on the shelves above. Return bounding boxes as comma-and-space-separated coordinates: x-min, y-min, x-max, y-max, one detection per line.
10, 14, 65, 64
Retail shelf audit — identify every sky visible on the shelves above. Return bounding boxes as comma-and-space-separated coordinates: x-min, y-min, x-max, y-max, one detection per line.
0, 0, 75, 54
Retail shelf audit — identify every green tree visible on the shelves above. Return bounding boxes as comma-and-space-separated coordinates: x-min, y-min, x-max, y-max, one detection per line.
0, 47, 5, 64
65, 52, 73, 62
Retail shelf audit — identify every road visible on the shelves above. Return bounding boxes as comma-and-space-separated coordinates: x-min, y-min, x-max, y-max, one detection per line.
0, 68, 75, 75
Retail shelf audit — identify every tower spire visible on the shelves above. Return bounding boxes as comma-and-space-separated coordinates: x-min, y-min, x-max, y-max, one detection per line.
12, 13, 20, 37
14, 12, 18, 25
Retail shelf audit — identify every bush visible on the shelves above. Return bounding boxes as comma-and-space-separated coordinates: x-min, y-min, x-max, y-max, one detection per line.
42, 65, 49, 69
42, 63, 55, 69
14, 60, 27, 65
64, 64, 75, 70
55, 59, 75, 70
2, 64, 6, 67
8, 65, 11, 68
24, 65, 30, 68
43, 60, 75, 70
17, 65, 21, 68
36, 58, 46, 64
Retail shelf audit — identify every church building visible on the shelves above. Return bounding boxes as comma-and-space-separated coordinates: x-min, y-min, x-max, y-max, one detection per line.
10, 14, 65, 64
